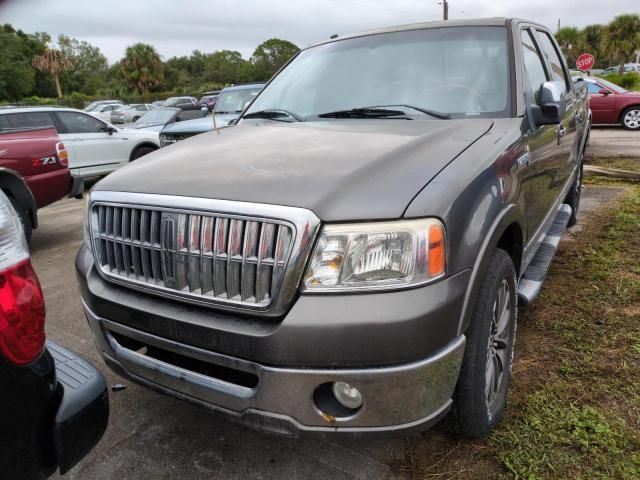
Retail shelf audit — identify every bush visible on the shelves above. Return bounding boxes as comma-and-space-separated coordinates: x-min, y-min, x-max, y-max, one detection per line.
600, 72, 640, 91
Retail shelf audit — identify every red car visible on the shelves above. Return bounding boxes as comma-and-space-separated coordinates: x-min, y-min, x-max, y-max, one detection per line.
578, 76, 640, 130
0, 127, 83, 241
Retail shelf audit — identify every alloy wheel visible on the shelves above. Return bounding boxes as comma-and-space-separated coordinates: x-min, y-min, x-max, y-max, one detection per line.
623, 109, 640, 129
485, 278, 511, 412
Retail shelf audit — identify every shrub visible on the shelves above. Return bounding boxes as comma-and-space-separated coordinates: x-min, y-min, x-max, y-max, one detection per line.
600, 72, 640, 91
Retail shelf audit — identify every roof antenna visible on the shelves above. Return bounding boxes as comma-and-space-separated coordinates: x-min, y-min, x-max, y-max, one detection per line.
330, 34, 339, 39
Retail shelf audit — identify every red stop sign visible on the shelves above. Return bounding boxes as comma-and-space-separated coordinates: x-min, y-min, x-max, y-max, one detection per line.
576, 53, 595, 72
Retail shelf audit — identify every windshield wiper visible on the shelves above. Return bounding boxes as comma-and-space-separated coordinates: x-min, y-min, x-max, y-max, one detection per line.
318, 107, 409, 119
318, 105, 450, 120
243, 109, 304, 122
375, 104, 450, 119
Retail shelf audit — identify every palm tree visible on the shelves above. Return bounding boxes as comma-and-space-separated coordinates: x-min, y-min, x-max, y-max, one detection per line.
120, 43, 164, 94
555, 27, 585, 67
602, 14, 640, 73
32, 49, 73, 97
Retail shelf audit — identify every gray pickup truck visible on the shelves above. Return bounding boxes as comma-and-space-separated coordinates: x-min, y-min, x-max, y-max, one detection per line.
77, 18, 589, 438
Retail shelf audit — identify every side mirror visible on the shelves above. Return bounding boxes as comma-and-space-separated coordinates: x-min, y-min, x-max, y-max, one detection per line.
201, 106, 208, 117
531, 81, 566, 126
104, 126, 117, 135
598, 89, 611, 95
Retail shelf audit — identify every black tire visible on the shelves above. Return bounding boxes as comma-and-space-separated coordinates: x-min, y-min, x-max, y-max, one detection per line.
449, 249, 517, 437
620, 106, 640, 130
130, 146, 156, 161
566, 154, 584, 227
9, 197, 32, 243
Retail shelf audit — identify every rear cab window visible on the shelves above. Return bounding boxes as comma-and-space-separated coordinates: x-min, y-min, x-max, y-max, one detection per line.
4, 112, 55, 130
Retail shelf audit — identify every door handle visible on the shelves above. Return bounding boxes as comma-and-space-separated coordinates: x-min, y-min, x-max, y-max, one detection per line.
574, 111, 583, 123
557, 125, 567, 137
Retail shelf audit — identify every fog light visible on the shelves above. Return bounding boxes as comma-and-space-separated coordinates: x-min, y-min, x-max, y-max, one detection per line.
332, 382, 363, 409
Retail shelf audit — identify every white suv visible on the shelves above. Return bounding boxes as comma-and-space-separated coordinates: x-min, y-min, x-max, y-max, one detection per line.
0, 107, 160, 179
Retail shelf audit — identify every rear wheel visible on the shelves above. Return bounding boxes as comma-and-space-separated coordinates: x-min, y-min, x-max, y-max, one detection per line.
449, 249, 517, 437
566, 155, 584, 227
9, 197, 32, 243
621, 107, 640, 130
130, 146, 156, 161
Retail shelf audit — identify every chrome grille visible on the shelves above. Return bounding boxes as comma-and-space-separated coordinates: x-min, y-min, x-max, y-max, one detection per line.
91, 204, 294, 308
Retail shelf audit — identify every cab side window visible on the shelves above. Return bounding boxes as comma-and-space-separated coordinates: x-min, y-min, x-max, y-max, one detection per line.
535, 31, 570, 91
520, 29, 548, 104
587, 82, 602, 94
56, 111, 107, 134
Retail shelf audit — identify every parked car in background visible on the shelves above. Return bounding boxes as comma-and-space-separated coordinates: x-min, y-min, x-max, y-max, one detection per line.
197, 91, 220, 111
151, 100, 165, 107
84, 100, 123, 112
130, 107, 207, 132
574, 75, 640, 129
88, 103, 125, 123
79, 19, 589, 438
600, 64, 640, 75
0, 190, 109, 478
162, 96, 198, 109
159, 83, 264, 146
110, 104, 156, 124
0, 126, 83, 242
0, 107, 161, 179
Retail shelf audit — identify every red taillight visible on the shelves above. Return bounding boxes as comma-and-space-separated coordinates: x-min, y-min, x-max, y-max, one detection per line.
56, 142, 69, 167
0, 259, 46, 365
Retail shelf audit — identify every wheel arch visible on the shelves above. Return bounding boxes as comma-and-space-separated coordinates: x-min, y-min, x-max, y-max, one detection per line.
619, 104, 640, 124
0, 168, 38, 229
129, 141, 159, 162
457, 204, 525, 336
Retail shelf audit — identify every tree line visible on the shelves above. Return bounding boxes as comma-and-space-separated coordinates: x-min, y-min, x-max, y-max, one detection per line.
0, 23, 300, 102
555, 14, 640, 71
2, 13, 639, 103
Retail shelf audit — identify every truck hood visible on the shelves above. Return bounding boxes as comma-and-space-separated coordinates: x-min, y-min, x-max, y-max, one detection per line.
161, 113, 239, 134
96, 119, 493, 221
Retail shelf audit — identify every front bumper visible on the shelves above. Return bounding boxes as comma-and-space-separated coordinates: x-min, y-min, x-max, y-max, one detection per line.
83, 301, 464, 437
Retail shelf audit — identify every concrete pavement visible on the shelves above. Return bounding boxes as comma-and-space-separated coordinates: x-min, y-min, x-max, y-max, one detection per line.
586, 126, 639, 158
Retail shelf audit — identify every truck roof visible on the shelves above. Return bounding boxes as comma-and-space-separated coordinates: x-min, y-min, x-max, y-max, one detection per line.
315, 17, 548, 49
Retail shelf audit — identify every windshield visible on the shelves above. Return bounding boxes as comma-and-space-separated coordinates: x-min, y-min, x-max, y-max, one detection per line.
598, 78, 627, 93
215, 88, 262, 113
245, 27, 509, 120
135, 108, 176, 124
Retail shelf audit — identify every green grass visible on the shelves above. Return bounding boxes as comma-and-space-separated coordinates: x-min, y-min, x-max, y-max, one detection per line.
399, 185, 640, 479
488, 187, 640, 479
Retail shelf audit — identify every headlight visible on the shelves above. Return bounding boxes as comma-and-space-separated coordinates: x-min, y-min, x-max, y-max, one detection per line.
302, 218, 445, 292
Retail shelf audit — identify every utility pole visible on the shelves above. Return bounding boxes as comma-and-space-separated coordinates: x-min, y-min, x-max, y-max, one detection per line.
442, 0, 449, 20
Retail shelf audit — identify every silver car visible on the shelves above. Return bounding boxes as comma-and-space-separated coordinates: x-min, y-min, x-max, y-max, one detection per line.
110, 104, 156, 124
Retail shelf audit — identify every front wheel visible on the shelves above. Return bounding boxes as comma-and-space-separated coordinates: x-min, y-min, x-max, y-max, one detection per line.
449, 249, 517, 437
130, 146, 156, 161
621, 107, 640, 130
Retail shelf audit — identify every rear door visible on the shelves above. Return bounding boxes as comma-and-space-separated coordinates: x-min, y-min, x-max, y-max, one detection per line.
54, 111, 127, 177
519, 27, 563, 240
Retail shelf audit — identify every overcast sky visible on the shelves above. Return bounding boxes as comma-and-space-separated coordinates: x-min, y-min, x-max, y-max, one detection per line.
1, 0, 637, 63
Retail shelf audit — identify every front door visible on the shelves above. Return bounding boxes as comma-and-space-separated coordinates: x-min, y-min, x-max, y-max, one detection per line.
587, 82, 617, 124
54, 111, 127, 177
